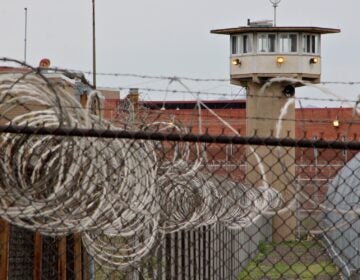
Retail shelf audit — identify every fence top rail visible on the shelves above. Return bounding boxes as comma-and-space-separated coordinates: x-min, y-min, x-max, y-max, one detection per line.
0, 124, 359, 150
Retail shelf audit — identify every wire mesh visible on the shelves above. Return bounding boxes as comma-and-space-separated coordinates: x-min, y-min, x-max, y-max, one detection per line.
0, 59, 360, 279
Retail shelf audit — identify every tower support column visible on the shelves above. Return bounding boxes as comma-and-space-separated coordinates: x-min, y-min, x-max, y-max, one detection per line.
246, 81, 296, 242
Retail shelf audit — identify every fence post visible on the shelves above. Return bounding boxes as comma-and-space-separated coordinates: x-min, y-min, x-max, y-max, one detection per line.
58, 237, 67, 280
33, 232, 42, 280
74, 233, 83, 280
0, 219, 10, 280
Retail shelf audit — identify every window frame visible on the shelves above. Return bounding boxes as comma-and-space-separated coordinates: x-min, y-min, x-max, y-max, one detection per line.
279, 33, 298, 53
302, 33, 320, 54
230, 34, 253, 55
241, 33, 253, 54
231, 35, 238, 55
257, 33, 277, 53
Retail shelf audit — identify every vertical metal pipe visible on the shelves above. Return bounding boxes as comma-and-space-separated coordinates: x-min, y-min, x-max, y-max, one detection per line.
269, 0, 281, 26
274, 5, 277, 27
24, 8, 28, 62
92, 0, 97, 88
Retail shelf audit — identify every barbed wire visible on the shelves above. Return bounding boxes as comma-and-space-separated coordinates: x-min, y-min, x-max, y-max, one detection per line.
0, 67, 282, 269
2, 58, 360, 278
49, 67, 360, 85
0, 81, 355, 104
50, 68, 230, 83
1, 59, 359, 105
1, 100, 357, 129
1, 58, 359, 139
322, 81, 360, 85
113, 86, 360, 104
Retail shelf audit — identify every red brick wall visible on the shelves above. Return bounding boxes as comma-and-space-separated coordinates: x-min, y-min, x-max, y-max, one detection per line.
103, 98, 360, 210
103, 98, 359, 141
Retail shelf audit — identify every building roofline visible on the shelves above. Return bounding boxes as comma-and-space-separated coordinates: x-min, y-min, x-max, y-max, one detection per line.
0, 66, 31, 73
108, 99, 354, 111
140, 99, 246, 105
211, 26, 341, 35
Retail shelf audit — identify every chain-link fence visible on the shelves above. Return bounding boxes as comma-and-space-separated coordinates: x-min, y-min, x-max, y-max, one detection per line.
1, 60, 360, 279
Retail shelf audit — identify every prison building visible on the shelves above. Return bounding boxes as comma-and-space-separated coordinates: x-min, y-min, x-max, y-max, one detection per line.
106, 93, 360, 225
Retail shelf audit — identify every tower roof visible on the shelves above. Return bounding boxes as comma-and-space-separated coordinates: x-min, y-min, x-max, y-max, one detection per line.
211, 26, 340, 35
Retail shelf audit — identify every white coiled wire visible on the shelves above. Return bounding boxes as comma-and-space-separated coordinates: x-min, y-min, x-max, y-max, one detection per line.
0, 72, 282, 269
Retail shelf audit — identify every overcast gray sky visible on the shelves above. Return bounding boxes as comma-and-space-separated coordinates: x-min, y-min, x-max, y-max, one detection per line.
1, 0, 360, 104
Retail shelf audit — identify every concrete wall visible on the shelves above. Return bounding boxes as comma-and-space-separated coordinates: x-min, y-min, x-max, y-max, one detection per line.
230, 54, 321, 79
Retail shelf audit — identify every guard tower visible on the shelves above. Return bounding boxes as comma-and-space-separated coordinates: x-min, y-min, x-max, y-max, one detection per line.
211, 21, 340, 241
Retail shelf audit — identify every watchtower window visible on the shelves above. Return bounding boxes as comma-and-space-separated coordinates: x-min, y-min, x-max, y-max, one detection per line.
303, 34, 319, 54
242, 34, 253, 53
231, 36, 238, 55
258, 34, 276, 53
231, 34, 253, 55
279, 34, 298, 53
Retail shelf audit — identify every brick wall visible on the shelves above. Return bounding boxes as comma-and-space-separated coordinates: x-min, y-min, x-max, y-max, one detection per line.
103, 97, 360, 211
104, 97, 359, 140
